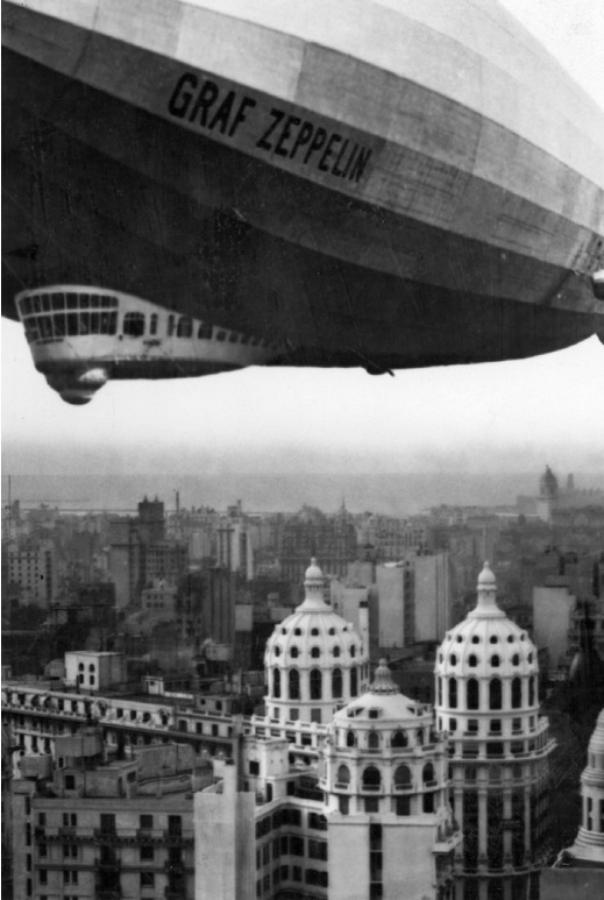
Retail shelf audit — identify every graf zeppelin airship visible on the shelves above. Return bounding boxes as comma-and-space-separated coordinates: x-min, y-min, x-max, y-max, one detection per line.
3, 0, 604, 403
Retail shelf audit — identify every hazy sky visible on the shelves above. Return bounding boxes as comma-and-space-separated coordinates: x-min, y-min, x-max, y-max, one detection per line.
2, 0, 604, 476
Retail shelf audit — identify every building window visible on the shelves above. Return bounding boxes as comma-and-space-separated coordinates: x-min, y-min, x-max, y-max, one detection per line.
394, 764, 412, 790
368, 730, 380, 750
273, 668, 281, 699
490, 719, 502, 734
140, 815, 153, 830
346, 730, 356, 748
491, 654, 500, 667
489, 678, 502, 710
396, 795, 410, 816
339, 795, 349, 815
468, 719, 478, 734
140, 845, 154, 861
362, 765, 381, 792
310, 668, 322, 700
310, 646, 321, 658
512, 677, 522, 709
529, 675, 536, 706
449, 677, 458, 709
336, 764, 351, 788
332, 668, 343, 699
64, 774, 75, 789
466, 678, 479, 710
140, 872, 155, 888
350, 666, 358, 695
249, 761, 260, 776
391, 729, 408, 748
289, 670, 300, 701
365, 797, 379, 813
423, 792, 435, 813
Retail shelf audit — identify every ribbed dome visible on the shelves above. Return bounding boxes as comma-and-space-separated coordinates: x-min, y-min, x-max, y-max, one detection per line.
265, 559, 364, 667
333, 660, 421, 726
264, 559, 368, 725
435, 562, 538, 680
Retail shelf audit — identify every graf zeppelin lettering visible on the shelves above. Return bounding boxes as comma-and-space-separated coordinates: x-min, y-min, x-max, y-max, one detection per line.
168, 72, 372, 184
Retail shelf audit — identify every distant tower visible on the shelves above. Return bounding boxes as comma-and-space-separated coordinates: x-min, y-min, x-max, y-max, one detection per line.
539, 466, 559, 500
435, 562, 555, 900
322, 659, 460, 900
264, 559, 369, 725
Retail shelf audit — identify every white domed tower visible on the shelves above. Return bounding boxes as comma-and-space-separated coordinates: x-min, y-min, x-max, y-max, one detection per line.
568, 709, 604, 862
543, 710, 604, 897
264, 558, 369, 725
435, 562, 555, 900
321, 660, 459, 900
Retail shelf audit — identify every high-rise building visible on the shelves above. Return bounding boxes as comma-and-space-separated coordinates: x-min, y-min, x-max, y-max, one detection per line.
6, 539, 57, 606
434, 562, 555, 900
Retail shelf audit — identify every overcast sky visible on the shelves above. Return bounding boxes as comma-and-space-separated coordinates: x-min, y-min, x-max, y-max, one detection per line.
2, 0, 604, 476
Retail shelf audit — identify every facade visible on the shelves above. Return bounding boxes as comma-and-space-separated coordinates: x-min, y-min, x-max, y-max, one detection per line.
435, 563, 555, 900
264, 560, 369, 725
64, 651, 127, 693
6, 539, 56, 606
532, 586, 576, 678
196, 660, 460, 900
541, 709, 604, 898
375, 561, 415, 652
11, 730, 208, 900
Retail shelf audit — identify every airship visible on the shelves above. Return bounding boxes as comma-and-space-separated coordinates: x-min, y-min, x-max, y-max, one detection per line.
3, 0, 604, 403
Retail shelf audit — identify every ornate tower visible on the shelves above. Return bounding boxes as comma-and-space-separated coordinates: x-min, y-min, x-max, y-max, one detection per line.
322, 659, 460, 900
435, 563, 555, 900
264, 558, 369, 725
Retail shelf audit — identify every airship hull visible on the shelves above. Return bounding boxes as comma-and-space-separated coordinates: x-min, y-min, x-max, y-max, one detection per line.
3, 0, 604, 370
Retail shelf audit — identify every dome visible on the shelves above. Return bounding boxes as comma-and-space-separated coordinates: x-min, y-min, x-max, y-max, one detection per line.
264, 559, 368, 725
333, 659, 421, 726
435, 562, 538, 681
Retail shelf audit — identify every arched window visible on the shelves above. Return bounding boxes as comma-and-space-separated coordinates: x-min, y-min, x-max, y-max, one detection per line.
467, 678, 479, 710
290, 646, 299, 658
368, 731, 380, 750
529, 675, 536, 706
311, 647, 321, 658
150, 313, 158, 335
449, 677, 458, 709
273, 668, 281, 699
468, 655, 478, 667
336, 764, 350, 787
491, 655, 500, 667
489, 678, 502, 710
346, 730, 356, 748
289, 669, 300, 701
437, 678, 442, 705
423, 762, 435, 784
391, 730, 408, 749
332, 668, 343, 699
350, 666, 358, 696
310, 668, 322, 700
350, 645, 356, 658
394, 764, 412, 789
362, 766, 381, 791
511, 677, 522, 709
333, 646, 341, 658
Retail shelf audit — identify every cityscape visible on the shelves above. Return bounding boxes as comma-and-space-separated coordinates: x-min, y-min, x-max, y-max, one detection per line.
2, 465, 604, 899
